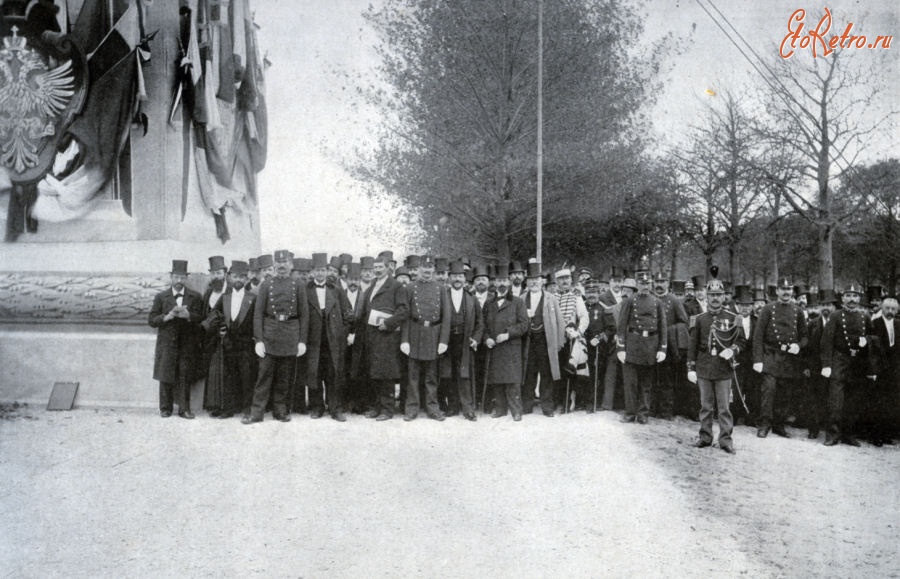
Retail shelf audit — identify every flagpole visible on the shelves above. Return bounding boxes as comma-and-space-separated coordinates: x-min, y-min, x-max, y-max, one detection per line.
536, 0, 543, 264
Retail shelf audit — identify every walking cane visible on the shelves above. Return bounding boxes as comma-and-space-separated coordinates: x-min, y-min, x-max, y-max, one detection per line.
469, 345, 476, 415
593, 342, 600, 413
482, 350, 492, 415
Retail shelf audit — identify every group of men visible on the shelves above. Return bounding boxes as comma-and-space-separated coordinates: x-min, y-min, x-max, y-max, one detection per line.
148, 252, 900, 453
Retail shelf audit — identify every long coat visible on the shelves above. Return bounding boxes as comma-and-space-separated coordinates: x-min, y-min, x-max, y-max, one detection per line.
483, 295, 529, 385
358, 276, 408, 380
616, 293, 668, 366
305, 282, 354, 389
218, 290, 256, 352
346, 287, 367, 380
148, 287, 204, 383
440, 289, 485, 380
523, 290, 566, 381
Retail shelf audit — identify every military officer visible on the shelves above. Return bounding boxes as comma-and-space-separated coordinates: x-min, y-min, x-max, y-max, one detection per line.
820, 283, 873, 446
687, 277, 746, 454
148, 260, 204, 419
401, 256, 451, 421
752, 277, 808, 438
653, 271, 689, 420
616, 270, 668, 424
242, 250, 310, 424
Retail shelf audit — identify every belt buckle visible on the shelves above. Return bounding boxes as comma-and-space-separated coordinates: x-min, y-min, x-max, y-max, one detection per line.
277, 314, 288, 322
642, 330, 648, 338
850, 349, 857, 357
423, 320, 431, 327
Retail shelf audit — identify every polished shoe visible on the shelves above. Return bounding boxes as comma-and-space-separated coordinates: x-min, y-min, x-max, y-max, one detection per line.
620, 415, 636, 423
720, 444, 736, 454
309, 409, 324, 419
209, 409, 221, 417
160, 410, 172, 418
772, 426, 791, 438
274, 414, 291, 422
512, 413, 522, 422
694, 440, 712, 448
218, 412, 234, 419
241, 416, 262, 425
403, 413, 416, 422
823, 437, 838, 446
807, 430, 819, 439
178, 410, 196, 419
491, 411, 505, 419
757, 427, 770, 438
842, 437, 861, 447
331, 412, 347, 423
543, 410, 555, 418
375, 412, 392, 421
636, 416, 648, 424
428, 413, 446, 422
364, 409, 380, 419
463, 412, 477, 422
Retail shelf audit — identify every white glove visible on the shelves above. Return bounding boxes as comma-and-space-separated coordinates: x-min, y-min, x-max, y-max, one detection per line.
469, 338, 478, 350
400, 342, 410, 355
753, 362, 763, 373
496, 333, 509, 344
821, 367, 832, 378
687, 371, 697, 384
565, 327, 579, 340
787, 343, 800, 355
296, 343, 306, 357
254, 342, 266, 358
347, 333, 355, 346
617, 351, 626, 364
859, 337, 867, 348
719, 347, 734, 361
656, 351, 666, 363
437, 343, 448, 355
485, 338, 496, 349
590, 337, 600, 347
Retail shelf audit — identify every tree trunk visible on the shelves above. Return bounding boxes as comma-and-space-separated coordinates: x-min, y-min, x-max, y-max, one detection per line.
818, 224, 834, 290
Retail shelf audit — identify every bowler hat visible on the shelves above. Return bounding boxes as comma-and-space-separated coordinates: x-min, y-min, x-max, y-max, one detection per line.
208, 256, 226, 272
171, 260, 189, 275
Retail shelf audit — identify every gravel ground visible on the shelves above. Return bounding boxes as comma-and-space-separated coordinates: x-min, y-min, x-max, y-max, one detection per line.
1, 406, 898, 578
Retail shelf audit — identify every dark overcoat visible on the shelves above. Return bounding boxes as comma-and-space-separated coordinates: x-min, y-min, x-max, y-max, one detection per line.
440, 290, 485, 380
358, 276, 408, 380
305, 282, 354, 389
753, 301, 808, 379
616, 293, 668, 366
483, 295, 529, 385
148, 287, 204, 383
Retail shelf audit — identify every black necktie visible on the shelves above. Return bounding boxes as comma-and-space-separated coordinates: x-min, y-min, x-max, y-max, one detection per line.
174, 293, 183, 298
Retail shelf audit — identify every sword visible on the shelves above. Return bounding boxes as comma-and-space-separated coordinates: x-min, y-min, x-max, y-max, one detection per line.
593, 341, 601, 413
482, 350, 492, 415
731, 361, 750, 414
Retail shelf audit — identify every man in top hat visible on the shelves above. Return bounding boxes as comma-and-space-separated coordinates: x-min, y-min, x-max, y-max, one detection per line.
401, 256, 451, 421
377, 250, 396, 274
470, 264, 493, 410
652, 271, 689, 420
343, 262, 370, 414
258, 254, 275, 283
483, 264, 530, 420
394, 266, 411, 286
214, 260, 257, 419
148, 260, 204, 419
359, 256, 376, 294
305, 253, 355, 422
752, 277, 808, 438
820, 283, 873, 446
599, 267, 625, 309
434, 257, 450, 287
867, 285, 884, 319
521, 262, 567, 417
616, 270, 668, 424
327, 256, 344, 290
686, 277, 745, 454
868, 296, 900, 446
248, 258, 261, 294
351, 252, 409, 421
804, 289, 837, 439
731, 285, 759, 426
200, 256, 230, 416
243, 250, 310, 424
584, 278, 618, 412
509, 260, 526, 298
438, 260, 485, 420
339, 253, 353, 277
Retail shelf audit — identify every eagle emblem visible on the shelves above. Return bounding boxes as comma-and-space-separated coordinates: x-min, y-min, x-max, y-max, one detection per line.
0, 27, 76, 175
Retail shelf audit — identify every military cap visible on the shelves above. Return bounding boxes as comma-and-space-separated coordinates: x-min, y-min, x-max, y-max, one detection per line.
420, 255, 435, 268
257, 254, 274, 269
843, 282, 863, 296
584, 279, 601, 291
230, 260, 249, 276
248, 257, 259, 271
635, 270, 651, 283
555, 267, 572, 278
273, 250, 293, 261
208, 256, 226, 272
685, 280, 695, 291
654, 271, 668, 283
311, 253, 328, 269
579, 267, 593, 278
706, 279, 725, 294
360, 256, 375, 269
434, 257, 449, 272
777, 277, 792, 289
171, 260, 189, 275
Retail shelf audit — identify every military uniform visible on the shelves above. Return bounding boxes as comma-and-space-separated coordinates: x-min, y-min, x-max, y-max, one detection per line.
821, 307, 871, 445
247, 274, 310, 421
402, 277, 451, 418
584, 299, 616, 412
687, 307, 746, 449
616, 292, 668, 422
752, 299, 808, 436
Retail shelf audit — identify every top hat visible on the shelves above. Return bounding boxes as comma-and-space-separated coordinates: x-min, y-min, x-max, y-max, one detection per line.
229, 260, 249, 276
449, 260, 466, 275
733, 284, 753, 304
526, 262, 542, 278
544, 273, 555, 285
274, 250, 293, 262
171, 260, 189, 275
329, 256, 342, 270
494, 264, 510, 279
248, 257, 259, 271
434, 257, 449, 272
753, 287, 767, 302
208, 256, 226, 272
866, 285, 884, 304
609, 266, 625, 280
509, 260, 526, 274
311, 253, 328, 269
376, 250, 394, 264
767, 285, 777, 300
818, 288, 838, 304
339, 253, 353, 265
723, 280, 733, 294
360, 256, 375, 269
257, 254, 274, 269
348, 263, 362, 279
806, 291, 819, 308
405, 255, 421, 268
472, 265, 490, 279
292, 258, 303, 272
671, 280, 686, 294
690, 275, 705, 289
